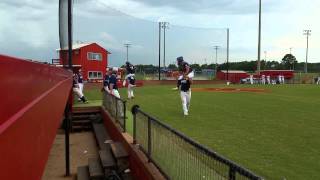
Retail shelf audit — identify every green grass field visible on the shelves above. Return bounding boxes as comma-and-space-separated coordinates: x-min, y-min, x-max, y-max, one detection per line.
81, 83, 320, 180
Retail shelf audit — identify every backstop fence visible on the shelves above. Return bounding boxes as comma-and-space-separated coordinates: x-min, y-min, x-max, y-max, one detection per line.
102, 92, 127, 132
131, 105, 262, 180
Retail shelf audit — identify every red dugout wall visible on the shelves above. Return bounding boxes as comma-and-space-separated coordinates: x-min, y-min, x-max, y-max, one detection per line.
0, 55, 72, 180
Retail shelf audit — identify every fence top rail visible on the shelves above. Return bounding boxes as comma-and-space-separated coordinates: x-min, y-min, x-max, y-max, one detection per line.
132, 106, 262, 180
104, 91, 127, 103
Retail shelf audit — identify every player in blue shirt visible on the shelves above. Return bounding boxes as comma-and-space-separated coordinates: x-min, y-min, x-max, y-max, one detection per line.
102, 70, 111, 92
109, 68, 120, 98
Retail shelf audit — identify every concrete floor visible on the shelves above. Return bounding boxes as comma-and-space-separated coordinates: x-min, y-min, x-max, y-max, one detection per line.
42, 130, 98, 180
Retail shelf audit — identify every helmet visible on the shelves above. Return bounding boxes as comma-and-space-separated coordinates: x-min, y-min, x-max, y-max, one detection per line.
177, 56, 184, 65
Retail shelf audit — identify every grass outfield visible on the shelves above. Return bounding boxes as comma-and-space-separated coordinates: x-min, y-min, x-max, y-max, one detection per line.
82, 84, 320, 179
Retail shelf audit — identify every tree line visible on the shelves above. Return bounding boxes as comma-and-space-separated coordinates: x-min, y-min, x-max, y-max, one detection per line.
125, 54, 320, 73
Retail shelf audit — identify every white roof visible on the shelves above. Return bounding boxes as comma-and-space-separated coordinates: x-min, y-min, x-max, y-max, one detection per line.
56, 43, 92, 51
221, 70, 247, 73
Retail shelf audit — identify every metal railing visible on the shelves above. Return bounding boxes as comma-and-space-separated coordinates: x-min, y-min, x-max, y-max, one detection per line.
131, 105, 262, 180
102, 92, 127, 132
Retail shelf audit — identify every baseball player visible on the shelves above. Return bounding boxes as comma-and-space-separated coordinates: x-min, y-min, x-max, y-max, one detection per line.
77, 68, 84, 101
176, 74, 192, 116
249, 75, 254, 84
103, 70, 111, 93
261, 74, 266, 85
266, 75, 271, 84
123, 61, 136, 99
73, 73, 87, 103
109, 68, 120, 98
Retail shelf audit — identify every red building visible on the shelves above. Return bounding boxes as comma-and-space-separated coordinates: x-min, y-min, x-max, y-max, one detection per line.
58, 43, 110, 81
260, 70, 294, 79
217, 70, 249, 83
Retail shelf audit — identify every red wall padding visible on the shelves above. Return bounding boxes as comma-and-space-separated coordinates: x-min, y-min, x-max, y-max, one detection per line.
0, 54, 72, 180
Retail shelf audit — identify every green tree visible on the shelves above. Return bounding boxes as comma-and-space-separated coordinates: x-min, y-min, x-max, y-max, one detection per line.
190, 64, 201, 71
167, 64, 178, 70
282, 54, 297, 70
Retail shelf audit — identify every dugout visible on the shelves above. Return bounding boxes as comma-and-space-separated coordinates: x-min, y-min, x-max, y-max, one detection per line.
260, 70, 294, 79
217, 70, 249, 83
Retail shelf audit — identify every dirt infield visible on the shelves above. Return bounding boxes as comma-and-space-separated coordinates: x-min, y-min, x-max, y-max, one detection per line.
192, 87, 268, 93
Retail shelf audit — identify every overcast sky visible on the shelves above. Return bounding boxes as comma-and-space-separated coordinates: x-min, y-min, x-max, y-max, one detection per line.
0, 0, 319, 66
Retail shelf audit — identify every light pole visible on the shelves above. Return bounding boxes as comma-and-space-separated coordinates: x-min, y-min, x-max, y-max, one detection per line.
289, 47, 293, 54
303, 30, 311, 73
124, 43, 131, 62
264, 51, 267, 70
158, 22, 161, 80
161, 22, 169, 68
257, 0, 262, 75
213, 46, 220, 77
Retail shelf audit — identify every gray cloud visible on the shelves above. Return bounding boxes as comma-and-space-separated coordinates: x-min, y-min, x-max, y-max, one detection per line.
129, 0, 279, 14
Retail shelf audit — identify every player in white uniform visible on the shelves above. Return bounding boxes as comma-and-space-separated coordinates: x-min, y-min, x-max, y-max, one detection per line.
266, 75, 271, 84
77, 69, 84, 101
261, 75, 266, 85
250, 75, 254, 84
123, 61, 136, 99
73, 73, 87, 103
177, 75, 192, 116
173, 56, 194, 116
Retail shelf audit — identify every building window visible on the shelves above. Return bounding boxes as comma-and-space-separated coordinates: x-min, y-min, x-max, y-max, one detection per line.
87, 52, 102, 61
88, 71, 103, 79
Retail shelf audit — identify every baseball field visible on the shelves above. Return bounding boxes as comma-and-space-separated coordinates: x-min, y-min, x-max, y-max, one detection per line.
81, 83, 320, 180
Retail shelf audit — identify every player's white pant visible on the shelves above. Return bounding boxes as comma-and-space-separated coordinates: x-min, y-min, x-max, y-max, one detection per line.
73, 87, 84, 98
78, 83, 84, 100
79, 83, 84, 94
180, 90, 191, 115
128, 84, 135, 99
261, 78, 266, 85
317, 77, 320, 84
267, 77, 271, 84
104, 86, 110, 93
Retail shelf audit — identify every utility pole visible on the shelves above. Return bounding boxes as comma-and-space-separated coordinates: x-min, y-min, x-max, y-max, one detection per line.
213, 46, 220, 77
289, 47, 293, 54
303, 30, 311, 73
161, 22, 169, 68
124, 43, 131, 62
158, 22, 161, 80
257, 0, 262, 75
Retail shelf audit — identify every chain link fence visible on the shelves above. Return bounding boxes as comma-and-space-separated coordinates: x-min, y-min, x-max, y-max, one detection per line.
102, 92, 127, 132
131, 105, 262, 180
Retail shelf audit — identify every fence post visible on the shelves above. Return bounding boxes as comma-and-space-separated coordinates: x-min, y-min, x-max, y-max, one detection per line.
147, 117, 152, 162
131, 105, 140, 144
115, 97, 118, 123
123, 100, 127, 132
229, 166, 236, 180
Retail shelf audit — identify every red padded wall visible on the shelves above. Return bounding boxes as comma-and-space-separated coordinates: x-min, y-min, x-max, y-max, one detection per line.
0, 54, 72, 180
